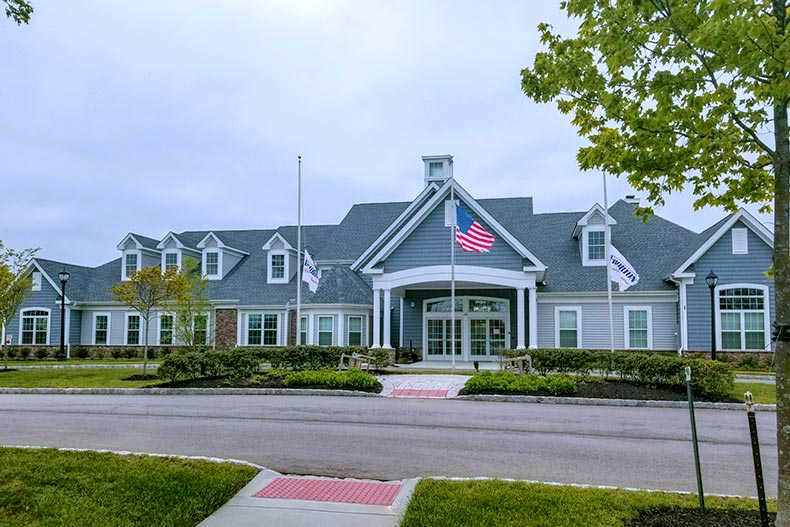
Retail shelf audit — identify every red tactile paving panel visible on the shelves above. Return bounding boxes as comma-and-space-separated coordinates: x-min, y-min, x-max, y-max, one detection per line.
254, 477, 402, 506
391, 389, 449, 398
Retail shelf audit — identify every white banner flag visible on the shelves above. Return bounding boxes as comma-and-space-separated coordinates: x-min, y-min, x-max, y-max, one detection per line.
609, 245, 639, 291
302, 250, 320, 293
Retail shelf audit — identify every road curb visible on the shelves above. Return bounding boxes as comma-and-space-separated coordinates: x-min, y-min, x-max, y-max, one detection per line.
458, 394, 776, 411
0, 387, 380, 396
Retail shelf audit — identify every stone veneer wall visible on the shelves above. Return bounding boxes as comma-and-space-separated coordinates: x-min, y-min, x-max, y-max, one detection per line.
215, 308, 238, 350
288, 309, 297, 346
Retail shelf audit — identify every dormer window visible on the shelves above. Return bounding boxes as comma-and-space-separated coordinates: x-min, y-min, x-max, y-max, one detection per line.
268, 250, 289, 283
164, 252, 179, 272
205, 251, 219, 277
125, 253, 139, 279
587, 230, 605, 260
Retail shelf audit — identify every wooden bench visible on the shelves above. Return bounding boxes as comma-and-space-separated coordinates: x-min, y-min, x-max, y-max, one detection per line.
501, 354, 533, 376
338, 352, 376, 372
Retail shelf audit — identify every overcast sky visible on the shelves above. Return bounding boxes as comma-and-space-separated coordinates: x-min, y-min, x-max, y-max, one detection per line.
1, 1, 772, 267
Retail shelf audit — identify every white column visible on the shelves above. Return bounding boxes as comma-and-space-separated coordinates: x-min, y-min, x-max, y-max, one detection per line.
337, 312, 344, 347
383, 289, 393, 349
528, 285, 538, 349
372, 288, 381, 348
516, 288, 526, 350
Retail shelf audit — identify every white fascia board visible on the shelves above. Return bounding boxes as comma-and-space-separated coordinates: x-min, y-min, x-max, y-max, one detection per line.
571, 203, 617, 238
116, 233, 142, 251
28, 259, 72, 304
350, 183, 440, 271
372, 265, 537, 290
196, 231, 250, 256
262, 232, 295, 251
156, 232, 184, 250
671, 209, 773, 276
536, 290, 678, 303
361, 180, 546, 273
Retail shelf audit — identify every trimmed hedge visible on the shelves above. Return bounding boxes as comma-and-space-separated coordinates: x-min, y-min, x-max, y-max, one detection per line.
282, 369, 378, 391
464, 371, 576, 396
514, 348, 734, 400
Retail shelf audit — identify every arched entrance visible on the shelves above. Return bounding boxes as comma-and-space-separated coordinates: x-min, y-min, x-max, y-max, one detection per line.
423, 296, 509, 361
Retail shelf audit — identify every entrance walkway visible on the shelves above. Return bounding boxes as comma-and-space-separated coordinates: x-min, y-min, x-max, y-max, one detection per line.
378, 374, 470, 398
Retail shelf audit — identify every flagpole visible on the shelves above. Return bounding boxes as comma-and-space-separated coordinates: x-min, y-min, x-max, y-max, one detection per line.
450, 180, 456, 369
603, 172, 615, 352
296, 155, 302, 346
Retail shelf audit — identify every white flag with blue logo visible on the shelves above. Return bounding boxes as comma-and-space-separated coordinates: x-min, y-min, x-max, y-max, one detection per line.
609, 245, 639, 291
302, 250, 320, 292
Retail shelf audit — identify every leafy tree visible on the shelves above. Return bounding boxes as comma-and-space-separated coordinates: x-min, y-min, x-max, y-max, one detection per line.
174, 257, 213, 351
521, 0, 789, 520
4, 0, 32, 25
0, 241, 38, 369
110, 266, 188, 377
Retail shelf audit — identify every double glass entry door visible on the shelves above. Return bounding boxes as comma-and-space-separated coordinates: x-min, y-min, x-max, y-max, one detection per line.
425, 317, 508, 360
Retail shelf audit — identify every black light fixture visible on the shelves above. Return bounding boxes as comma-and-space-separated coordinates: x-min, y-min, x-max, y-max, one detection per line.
706, 270, 718, 361
57, 269, 70, 360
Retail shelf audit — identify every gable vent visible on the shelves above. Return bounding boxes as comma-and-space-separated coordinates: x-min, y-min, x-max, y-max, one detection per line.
732, 228, 748, 254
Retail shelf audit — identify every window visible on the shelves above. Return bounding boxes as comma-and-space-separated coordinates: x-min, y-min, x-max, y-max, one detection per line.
125, 253, 138, 278
247, 314, 262, 345
263, 314, 277, 345
719, 287, 768, 350
205, 252, 219, 276
625, 307, 652, 349
21, 309, 49, 345
93, 313, 109, 345
126, 314, 141, 345
428, 161, 444, 179
299, 316, 308, 345
271, 254, 285, 279
425, 299, 462, 312
587, 230, 605, 260
164, 253, 178, 271
348, 316, 362, 346
469, 299, 507, 312
193, 314, 208, 346
556, 307, 581, 348
318, 316, 333, 346
31, 272, 42, 291
246, 313, 277, 346
732, 228, 748, 254
159, 313, 174, 345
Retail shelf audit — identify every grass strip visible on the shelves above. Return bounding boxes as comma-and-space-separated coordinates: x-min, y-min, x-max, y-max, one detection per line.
0, 447, 257, 527
399, 479, 774, 527
0, 368, 161, 388
732, 381, 775, 404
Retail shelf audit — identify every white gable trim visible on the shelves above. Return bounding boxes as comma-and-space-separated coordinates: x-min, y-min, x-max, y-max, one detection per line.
671, 209, 773, 277
156, 232, 185, 250
115, 233, 160, 254
262, 232, 295, 251
350, 183, 440, 271
571, 203, 617, 239
359, 179, 547, 273
196, 232, 250, 256
25, 260, 72, 304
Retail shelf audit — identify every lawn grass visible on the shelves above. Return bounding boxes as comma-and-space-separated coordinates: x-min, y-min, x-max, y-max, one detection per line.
0, 368, 162, 388
0, 447, 257, 527
732, 381, 775, 404
2, 359, 157, 366
399, 479, 774, 527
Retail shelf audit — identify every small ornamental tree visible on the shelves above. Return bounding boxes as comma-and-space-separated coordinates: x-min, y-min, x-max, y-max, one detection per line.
174, 257, 213, 351
111, 266, 188, 377
0, 242, 38, 370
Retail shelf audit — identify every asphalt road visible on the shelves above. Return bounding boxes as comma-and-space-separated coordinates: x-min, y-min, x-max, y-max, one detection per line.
0, 394, 777, 497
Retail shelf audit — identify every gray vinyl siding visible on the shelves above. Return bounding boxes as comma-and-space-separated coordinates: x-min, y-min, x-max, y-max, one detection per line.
8, 278, 61, 346
141, 252, 160, 270
223, 251, 244, 278
69, 310, 81, 346
686, 222, 774, 351
385, 202, 524, 273
537, 298, 678, 350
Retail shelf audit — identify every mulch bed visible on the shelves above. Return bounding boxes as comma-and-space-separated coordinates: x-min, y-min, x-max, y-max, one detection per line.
625, 507, 774, 526
145, 375, 382, 393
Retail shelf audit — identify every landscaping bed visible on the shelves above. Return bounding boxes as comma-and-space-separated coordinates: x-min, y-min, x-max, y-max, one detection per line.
157, 370, 383, 393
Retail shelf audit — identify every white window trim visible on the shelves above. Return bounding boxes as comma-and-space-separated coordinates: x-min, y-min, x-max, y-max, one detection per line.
92, 312, 111, 346
299, 315, 309, 346
203, 250, 222, 280
732, 228, 749, 255
19, 307, 51, 346
347, 315, 365, 347
624, 306, 653, 350
317, 315, 334, 347
158, 312, 175, 346
267, 250, 289, 284
242, 312, 279, 347
715, 283, 771, 351
582, 226, 606, 267
162, 250, 181, 272
122, 250, 142, 281
554, 306, 582, 348
31, 272, 42, 291
125, 312, 142, 346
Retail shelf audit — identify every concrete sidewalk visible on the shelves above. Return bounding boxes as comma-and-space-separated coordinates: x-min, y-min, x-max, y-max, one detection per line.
198, 469, 417, 527
378, 374, 470, 398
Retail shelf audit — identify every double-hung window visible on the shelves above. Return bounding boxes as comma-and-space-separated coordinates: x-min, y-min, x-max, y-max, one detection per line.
348, 316, 363, 346
125, 253, 138, 278
719, 287, 768, 350
625, 307, 651, 349
94, 313, 110, 345
159, 313, 174, 345
318, 316, 333, 346
21, 309, 49, 345
193, 314, 208, 346
271, 254, 285, 280
164, 253, 178, 271
587, 230, 605, 261
205, 252, 219, 277
126, 314, 141, 345
555, 307, 581, 348
299, 316, 308, 345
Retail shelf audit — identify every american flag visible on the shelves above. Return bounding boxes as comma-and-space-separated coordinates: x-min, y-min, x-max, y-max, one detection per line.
455, 207, 495, 252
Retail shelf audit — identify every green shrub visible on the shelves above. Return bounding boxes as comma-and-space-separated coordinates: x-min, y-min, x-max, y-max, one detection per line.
158, 353, 201, 383
111, 348, 124, 359
94, 349, 105, 360
263, 346, 369, 371
73, 347, 89, 359
4, 347, 17, 359
16, 347, 31, 359
282, 369, 377, 391
34, 348, 49, 359
464, 371, 576, 396
737, 354, 759, 370
123, 348, 139, 359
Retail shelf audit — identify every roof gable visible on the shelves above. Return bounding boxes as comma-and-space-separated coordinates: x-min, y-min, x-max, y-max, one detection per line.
196, 231, 250, 256
262, 232, 294, 251
571, 204, 617, 238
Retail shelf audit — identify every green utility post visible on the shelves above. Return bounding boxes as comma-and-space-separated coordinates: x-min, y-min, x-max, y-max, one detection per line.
685, 366, 704, 511
744, 392, 769, 527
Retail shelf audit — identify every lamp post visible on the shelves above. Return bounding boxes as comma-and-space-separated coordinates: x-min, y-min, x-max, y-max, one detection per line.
57, 269, 70, 361
705, 270, 718, 361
